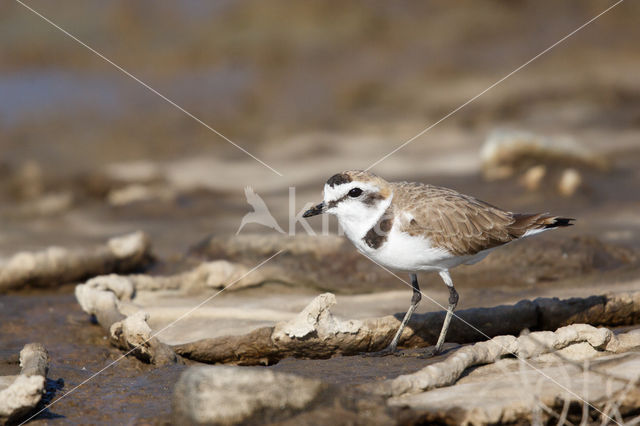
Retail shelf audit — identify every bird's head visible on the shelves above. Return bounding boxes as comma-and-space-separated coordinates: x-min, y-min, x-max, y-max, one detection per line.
303, 170, 393, 226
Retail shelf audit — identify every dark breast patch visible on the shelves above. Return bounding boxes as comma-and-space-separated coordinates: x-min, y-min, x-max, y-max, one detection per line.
363, 206, 394, 249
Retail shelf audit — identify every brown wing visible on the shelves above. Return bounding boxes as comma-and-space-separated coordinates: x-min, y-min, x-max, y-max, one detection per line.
393, 182, 523, 256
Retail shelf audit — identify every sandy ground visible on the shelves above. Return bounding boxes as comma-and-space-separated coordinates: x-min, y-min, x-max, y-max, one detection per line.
1, 1, 640, 423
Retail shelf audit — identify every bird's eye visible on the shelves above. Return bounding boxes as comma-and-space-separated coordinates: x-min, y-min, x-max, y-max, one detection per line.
348, 188, 363, 198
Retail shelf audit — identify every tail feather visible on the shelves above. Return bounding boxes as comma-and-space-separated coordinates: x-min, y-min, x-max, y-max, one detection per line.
509, 213, 574, 238
543, 217, 575, 229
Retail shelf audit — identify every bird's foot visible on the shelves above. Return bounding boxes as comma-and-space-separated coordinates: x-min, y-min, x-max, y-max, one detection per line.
417, 347, 441, 359
360, 345, 403, 357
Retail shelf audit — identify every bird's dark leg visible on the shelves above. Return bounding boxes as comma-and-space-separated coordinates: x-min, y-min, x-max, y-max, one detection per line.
363, 273, 421, 357
423, 270, 458, 357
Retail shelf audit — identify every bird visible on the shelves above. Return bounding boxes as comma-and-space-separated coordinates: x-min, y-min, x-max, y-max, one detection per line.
236, 186, 285, 235
303, 170, 574, 357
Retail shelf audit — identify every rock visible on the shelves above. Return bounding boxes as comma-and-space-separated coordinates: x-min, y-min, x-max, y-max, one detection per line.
110, 311, 177, 365
188, 233, 390, 294
172, 366, 326, 425
273, 293, 362, 339
73, 259, 267, 325
177, 260, 266, 292
12, 191, 74, 217
107, 184, 175, 206
558, 167, 582, 196
75, 259, 265, 298
0, 376, 46, 424
173, 291, 640, 366
104, 161, 164, 183
192, 234, 639, 293
19, 343, 49, 377
75, 276, 127, 329
388, 351, 640, 425
73, 259, 270, 364
457, 235, 638, 287
0, 343, 49, 424
107, 231, 151, 262
480, 129, 609, 181
0, 231, 153, 291
382, 324, 640, 398
520, 164, 546, 191
173, 293, 397, 365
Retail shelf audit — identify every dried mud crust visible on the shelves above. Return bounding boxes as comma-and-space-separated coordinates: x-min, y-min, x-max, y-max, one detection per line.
172, 291, 640, 366
1, 2, 640, 424
0, 343, 49, 424
0, 232, 153, 292
190, 233, 638, 292
0, 292, 187, 424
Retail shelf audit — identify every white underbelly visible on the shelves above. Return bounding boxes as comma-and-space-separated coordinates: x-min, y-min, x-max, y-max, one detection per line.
350, 226, 463, 272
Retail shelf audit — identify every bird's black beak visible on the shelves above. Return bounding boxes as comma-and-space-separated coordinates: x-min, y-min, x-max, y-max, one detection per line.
303, 202, 325, 217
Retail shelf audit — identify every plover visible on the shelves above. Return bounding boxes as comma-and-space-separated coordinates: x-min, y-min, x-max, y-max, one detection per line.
303, 170, 573, 356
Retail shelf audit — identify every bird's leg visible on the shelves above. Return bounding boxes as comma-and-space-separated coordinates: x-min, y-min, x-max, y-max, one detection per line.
363, 273, 421, 357
422, 270, 458, 358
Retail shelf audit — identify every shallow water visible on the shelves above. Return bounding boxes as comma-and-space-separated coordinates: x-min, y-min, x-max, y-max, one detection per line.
0, 290, 188, 424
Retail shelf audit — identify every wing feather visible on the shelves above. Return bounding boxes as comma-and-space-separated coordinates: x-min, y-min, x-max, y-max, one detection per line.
393, 182, 518, 256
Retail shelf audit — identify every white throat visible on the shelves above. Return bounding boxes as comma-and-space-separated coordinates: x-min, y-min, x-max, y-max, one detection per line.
333, 193, 392, 245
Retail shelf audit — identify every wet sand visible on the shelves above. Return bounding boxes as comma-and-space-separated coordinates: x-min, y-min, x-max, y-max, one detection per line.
2, 1, 640, 423
0, 289, 187, 424
2, 139, 639, 423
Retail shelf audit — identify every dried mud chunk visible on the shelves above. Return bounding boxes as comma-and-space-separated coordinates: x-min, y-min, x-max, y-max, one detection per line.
172, 366, 326, 425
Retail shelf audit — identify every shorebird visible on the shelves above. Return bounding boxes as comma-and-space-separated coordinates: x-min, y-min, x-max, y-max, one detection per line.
303, 170, 573, 356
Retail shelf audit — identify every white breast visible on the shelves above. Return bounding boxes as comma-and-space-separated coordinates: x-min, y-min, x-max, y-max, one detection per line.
333, 191, 489, 272
349, 222, 461, 273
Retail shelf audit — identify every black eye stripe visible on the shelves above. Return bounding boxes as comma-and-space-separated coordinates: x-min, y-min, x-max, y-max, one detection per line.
326, 187, 365, 209
327, 193, 347, 209
362, 192, 384, 206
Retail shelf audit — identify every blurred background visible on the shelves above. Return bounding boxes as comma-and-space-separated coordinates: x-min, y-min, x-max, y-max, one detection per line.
1, 0, 639, 255
2, 2, 640, 423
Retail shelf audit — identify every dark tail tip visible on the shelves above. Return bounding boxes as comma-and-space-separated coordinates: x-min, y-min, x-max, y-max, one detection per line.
545, 217, 575, 228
